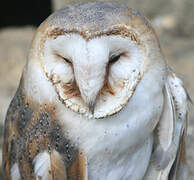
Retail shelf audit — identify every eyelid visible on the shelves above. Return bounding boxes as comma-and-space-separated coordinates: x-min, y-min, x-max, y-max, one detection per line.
109, 54, 121, 63
109, 52, 123, 63
55, 53, 72, 64
62, 57, 71, 63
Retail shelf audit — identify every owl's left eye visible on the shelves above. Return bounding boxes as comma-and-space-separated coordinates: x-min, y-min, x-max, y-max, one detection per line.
109, 54, 121, 64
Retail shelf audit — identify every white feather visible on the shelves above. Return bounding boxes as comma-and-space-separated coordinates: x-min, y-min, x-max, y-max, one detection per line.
11, 163, 20, 180
33, 151, 51, 180
23, 60, 57, 104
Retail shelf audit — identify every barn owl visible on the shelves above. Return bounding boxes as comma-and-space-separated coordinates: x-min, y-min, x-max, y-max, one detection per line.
3, 2, 189, 180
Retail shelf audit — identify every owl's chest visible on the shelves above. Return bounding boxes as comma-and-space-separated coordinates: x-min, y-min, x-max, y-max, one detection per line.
57, 82, 163, 179
59, 108, 158, 180
74, 114, 155, 180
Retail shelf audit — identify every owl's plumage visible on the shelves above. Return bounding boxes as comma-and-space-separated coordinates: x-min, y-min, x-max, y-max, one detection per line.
3, 2, 189, 180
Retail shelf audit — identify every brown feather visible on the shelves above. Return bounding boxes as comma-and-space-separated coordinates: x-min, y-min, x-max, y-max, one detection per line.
50, 150, 67, 180
67, 151, 87, 180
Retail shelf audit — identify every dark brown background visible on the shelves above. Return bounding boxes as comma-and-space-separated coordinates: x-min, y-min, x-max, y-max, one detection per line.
0, 0, 193, 179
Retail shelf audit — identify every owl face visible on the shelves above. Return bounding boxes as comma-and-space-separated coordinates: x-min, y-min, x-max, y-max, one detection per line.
25, 2, 165, 119
39, 33, 144, 118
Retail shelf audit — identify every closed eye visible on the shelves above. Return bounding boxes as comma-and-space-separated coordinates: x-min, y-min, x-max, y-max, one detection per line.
55, 53, 72, 64
62, 57, 71, 64
109, 54, 121, 64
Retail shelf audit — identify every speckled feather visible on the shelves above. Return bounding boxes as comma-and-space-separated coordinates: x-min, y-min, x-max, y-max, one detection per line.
3, 80, 87, 179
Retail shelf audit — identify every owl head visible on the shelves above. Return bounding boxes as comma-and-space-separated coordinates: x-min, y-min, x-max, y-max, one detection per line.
23, 2, 166, 119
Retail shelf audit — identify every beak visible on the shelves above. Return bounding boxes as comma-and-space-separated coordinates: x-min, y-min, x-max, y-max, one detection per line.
88, 100, 96, 114
72, 58, 107, 115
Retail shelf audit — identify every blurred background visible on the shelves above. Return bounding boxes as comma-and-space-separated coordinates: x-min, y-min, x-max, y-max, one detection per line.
0, 0, 193, 179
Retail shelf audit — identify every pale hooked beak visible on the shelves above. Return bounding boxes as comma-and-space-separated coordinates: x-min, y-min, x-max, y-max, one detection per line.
72, 57, 107, 114
80, 91, 98, 114
73, 63, 107, 114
